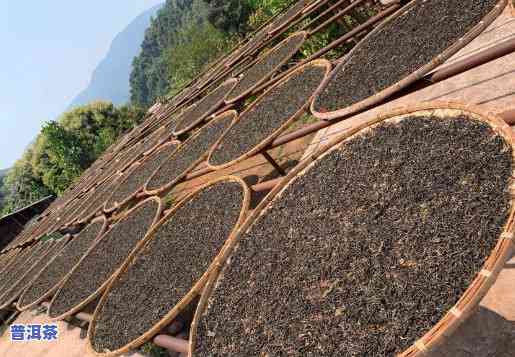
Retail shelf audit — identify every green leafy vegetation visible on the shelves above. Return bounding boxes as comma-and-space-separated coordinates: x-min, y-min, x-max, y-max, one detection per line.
130, 0, 378, 108
129, 0, 299, 108
3, 0, 380, 216
166, 21, 234, 98
1, 102, 144, 215
130, 0, 210, 107
140, 341, 169, 357
1, 149, 53, 215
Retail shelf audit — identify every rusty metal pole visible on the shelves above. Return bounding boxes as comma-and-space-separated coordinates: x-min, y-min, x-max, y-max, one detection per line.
251, 177, 284, 192
429, 37, 515, 83
153, 334, 189, 354
261, 151, 287, 176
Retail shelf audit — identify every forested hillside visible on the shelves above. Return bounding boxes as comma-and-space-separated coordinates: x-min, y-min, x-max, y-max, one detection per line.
1, 0, 370, 216
69, 4, 162, 108
0, 103, 144, 215
129, 0, 295, 107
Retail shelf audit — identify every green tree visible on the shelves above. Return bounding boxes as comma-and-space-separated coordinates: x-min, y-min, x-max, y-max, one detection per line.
1, 101, 145, 214
30, 102, 144, 194
1, 149, 53, 215
166, 21, 233, 96
205, 0, 253, 33
130, 0, 207, 107
246, 0, 296, 29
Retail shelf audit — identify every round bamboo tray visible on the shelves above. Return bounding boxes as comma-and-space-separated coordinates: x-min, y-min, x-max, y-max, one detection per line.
173, 78, 238, 136
311, 0, 507, 120
0, 237, 71, 311
58, 190, 98, 230
0, 248, 27, 284
190, 101, 515, 357
143, 110, 239, 197
112, 142, 146, 174
0, 240, 56, 310
103, 142, 179, 214
0, 247, 40, 295
267, 0, 312, 35
0, 249, 21, 275
0, 250, 15, 270
207, 59, 332, 171
225, 31, 308, 105
86, 176, 251, 357
222, 28, 270, 70
139, 126, 170, 156
17, 216, 108, 312
48, 197, 164, 321
142, 127, 175, 157
74, 172, 125, 225
19, 215, 59, 247
102, 162, 141, 215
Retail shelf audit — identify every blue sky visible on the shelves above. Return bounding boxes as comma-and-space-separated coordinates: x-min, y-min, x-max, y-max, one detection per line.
0, 0, 163, 170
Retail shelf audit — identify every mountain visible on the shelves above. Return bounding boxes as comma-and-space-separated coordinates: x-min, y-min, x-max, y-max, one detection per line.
68, 3, 163, 109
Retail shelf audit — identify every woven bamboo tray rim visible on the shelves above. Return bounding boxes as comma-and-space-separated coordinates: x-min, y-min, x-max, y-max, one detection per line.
310, 0, 507, 121
194, 73, 235, 105
186, 76, 222, 108
267, 0, 314, 35
5, 227, 34, 250
223, 27, 271, 70
0, 240, 58, 310
218, 4, 289, 69
103, 142, 180, 214
142, 110, 239, 197
510, 0, 515, 17
136, 113, 162, 135
48, 197, 164, 322
157, 107, 188, 135
63, 188, 102, 228
190, 101, 515, 357
112, 142, 145, 175
230, 55, 258, 78
78, 174, 107, 197
17, 216, 108, 312
0, 249, 39, 304
101, 164, 142, 215
151, 107, 179, 129
207, 59, 332, 171
24, 218, 58, 245
142, 127, 174, 157
225, 31, 309, 105
88, 164, 128, 194
0, 247, 36, 289
173, 78, 238, 136
75, 172, 125, 225
1, 240, 50, 284
86, 175, 251, 357
9, 237, 72, 312
0, 250, 13, 267
138, 126, 168, 156
17, 223, 50, 249
0, 252, 15, 274
58, 190, 98, 229
0, 249, 22, 275
5, 233, 29, 251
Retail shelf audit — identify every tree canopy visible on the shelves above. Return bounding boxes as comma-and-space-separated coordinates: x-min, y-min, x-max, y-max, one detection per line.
2, 0, 376, 215
1, 102, 144, 214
